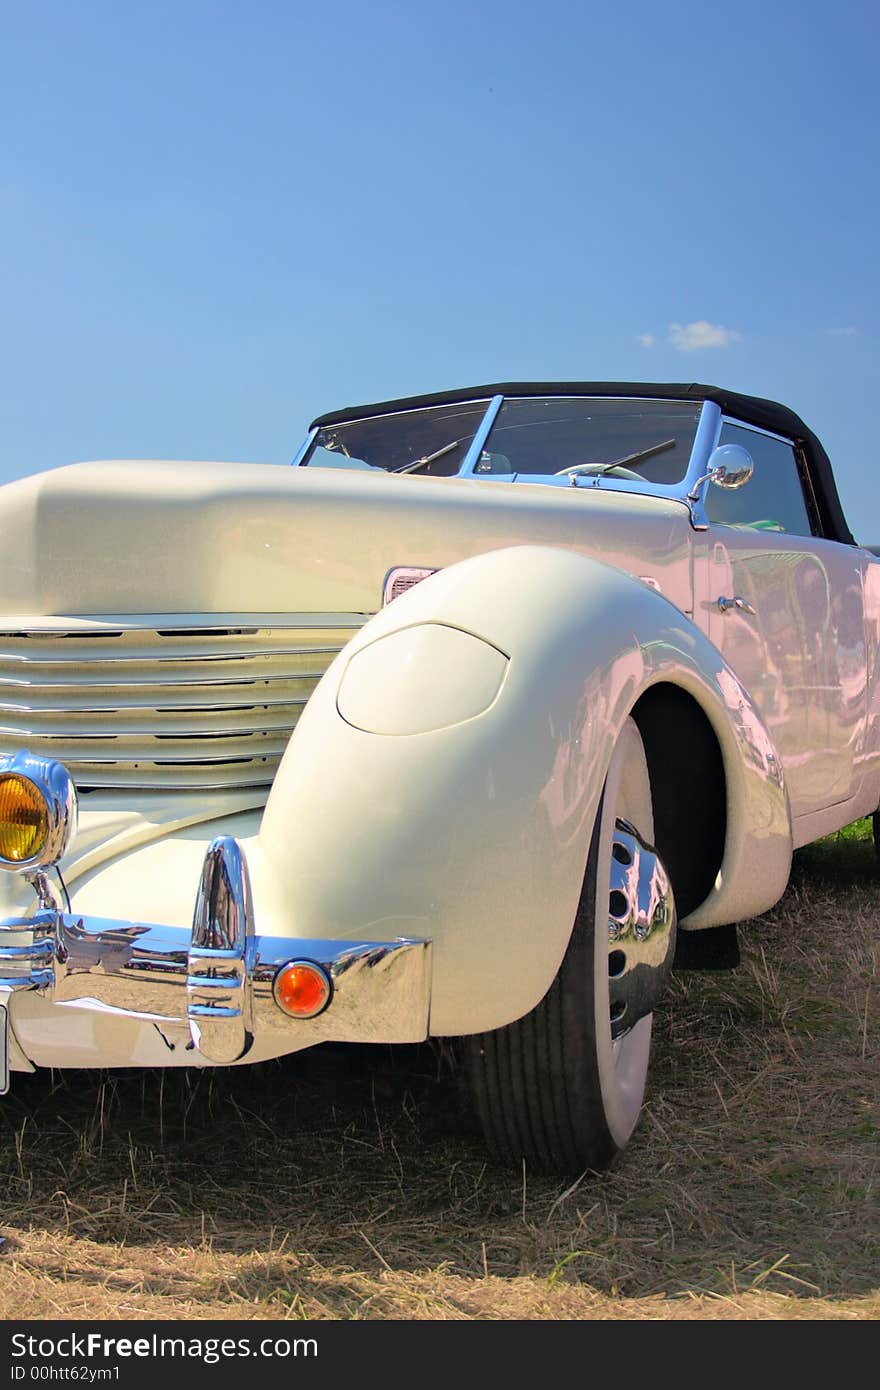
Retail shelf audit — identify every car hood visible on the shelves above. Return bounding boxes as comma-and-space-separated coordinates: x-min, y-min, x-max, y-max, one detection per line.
0, 460, 695, 914
0, 459, 694, 618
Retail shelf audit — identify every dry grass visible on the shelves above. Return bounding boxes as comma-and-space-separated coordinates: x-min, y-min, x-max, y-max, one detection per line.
1, 821, 878, 1321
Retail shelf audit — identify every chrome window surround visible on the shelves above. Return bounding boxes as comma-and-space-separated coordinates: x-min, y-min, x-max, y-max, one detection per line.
458, 394, 505, 474
684, 401, 722, 530
291, 426, 318, 467
293, 395, 725, 524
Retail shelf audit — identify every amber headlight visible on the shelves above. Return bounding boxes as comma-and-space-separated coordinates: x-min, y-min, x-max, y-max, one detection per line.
0, 754, 78, 871
0, 774, 50, 863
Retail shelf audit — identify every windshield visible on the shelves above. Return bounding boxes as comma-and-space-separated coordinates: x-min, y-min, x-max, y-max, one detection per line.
303, 401, 491, 477
302, 396, 701, 485
478, 397, 700, 482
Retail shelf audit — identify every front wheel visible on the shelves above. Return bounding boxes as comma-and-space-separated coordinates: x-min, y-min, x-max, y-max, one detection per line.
461, 718, 676, 1173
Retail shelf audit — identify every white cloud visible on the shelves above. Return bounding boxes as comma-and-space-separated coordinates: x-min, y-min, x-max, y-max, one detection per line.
638, 333, 656, 348
827, 326, 858, 337
668, 320, 742, 352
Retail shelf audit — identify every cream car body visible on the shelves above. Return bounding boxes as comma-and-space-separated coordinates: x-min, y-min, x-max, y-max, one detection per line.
0, 382, 875, 1168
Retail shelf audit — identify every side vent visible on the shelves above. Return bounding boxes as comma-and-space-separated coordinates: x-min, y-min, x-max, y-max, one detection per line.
382, 567, 438, 605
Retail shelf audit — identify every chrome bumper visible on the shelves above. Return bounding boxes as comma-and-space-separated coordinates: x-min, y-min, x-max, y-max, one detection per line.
0, 835, 431, 1091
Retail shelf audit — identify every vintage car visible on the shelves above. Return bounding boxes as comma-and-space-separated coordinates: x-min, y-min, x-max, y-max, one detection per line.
0, 381, 875, 1175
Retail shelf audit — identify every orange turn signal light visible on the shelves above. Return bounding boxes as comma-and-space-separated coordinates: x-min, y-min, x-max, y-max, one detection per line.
0, 773, 50, 864
273, 960, 332, 1020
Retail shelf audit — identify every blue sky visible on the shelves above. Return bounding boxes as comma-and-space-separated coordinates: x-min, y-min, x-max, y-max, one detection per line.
3, 0, 879, 537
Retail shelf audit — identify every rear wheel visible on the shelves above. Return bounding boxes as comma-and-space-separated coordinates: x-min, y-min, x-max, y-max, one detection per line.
462, 718, 676, 1173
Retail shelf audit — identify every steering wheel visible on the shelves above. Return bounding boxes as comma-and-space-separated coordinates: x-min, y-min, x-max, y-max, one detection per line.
554, 464, 645, 483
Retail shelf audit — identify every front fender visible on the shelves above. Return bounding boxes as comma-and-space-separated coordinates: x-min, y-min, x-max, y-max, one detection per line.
255, 545, 791, 1035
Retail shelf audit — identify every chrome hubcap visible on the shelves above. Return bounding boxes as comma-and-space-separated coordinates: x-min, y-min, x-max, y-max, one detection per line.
608, 819, 676, 1040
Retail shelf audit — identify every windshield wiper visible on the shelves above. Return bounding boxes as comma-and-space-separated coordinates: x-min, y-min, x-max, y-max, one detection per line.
394, 439, 461, 475
594, 437, 677, 475
560, 438, 677, 481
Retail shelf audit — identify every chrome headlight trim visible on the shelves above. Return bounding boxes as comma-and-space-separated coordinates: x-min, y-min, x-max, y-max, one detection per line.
0, 752, 78, 872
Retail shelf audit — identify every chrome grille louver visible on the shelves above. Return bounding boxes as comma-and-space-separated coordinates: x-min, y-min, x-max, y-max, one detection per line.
0, 617, 365, 790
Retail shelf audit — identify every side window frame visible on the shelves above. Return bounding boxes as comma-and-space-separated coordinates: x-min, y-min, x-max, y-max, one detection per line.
713, 417, 818, 539
793, 443, 825, 539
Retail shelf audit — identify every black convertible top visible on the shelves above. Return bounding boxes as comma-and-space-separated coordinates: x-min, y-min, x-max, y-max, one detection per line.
311, 381, 854, 544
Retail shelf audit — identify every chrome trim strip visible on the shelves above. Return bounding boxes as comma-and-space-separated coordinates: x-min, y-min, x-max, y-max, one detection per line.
0, 708, 313, 736
2, 765, 279, 792
0, 734, 294, 762
0, 660, 343, 684
0, 617, 368, 636
0, 646, 351, 667
459, 395, 505, 475
0, 974, 53, 992
291, 426, 318, 467
0, 692, 318, 714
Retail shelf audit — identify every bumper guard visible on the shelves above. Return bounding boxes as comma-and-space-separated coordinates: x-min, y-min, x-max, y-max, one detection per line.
0, 835, 431, 1090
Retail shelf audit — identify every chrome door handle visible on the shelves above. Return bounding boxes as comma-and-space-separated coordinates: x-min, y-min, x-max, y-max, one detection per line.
717, 595, 756, 615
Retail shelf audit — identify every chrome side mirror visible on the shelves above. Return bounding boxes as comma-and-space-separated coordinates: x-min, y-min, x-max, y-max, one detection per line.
687, 443, 755, 504
708, 443, 754, 490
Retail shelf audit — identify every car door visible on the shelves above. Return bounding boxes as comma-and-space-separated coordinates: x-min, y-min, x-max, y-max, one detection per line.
695, 420, 867, 823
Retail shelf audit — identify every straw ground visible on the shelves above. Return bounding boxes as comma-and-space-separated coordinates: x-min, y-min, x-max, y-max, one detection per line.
1, 821, 877, 1320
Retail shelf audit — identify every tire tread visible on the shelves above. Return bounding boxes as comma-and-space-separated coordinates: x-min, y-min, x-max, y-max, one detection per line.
463, 815, 615, 1174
